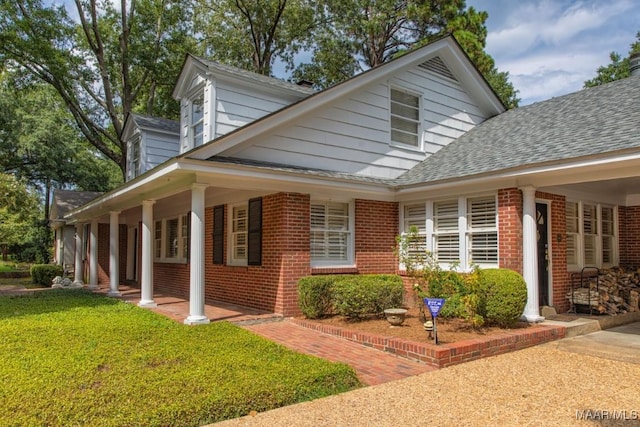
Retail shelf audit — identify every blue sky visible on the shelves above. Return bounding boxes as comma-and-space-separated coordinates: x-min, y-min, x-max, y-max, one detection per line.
467, 0, 640, 105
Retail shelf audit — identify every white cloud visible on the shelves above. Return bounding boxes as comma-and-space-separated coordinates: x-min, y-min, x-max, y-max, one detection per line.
469, 0, 640, 104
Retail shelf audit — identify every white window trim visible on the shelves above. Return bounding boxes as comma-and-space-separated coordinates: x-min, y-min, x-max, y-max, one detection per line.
227, 202, 249, 267
399, 194, 499, 272
389, 85, 423, 152
310, 200, 355, 268
566, 200, 618, 271
182, 83, 206, 153
153, 215, 189, 264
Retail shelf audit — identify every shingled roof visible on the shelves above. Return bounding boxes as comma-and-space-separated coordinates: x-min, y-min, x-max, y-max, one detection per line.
397, 74, 640, 186
130, 114, 179, 134
50, 190, 103, 221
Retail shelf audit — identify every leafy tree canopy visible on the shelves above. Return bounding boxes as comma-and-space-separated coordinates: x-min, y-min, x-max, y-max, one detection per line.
0, 172, 40, 248
584, 31, 640, 88
0, 0, 198, 177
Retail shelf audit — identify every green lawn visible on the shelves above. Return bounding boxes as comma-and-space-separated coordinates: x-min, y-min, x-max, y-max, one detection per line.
0, 290, 360, 426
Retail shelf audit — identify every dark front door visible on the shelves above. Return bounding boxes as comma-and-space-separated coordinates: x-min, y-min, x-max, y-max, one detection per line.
536, 203, 549, 306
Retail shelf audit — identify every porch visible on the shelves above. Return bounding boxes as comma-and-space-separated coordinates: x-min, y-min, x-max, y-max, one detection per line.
92, 283, 282, 325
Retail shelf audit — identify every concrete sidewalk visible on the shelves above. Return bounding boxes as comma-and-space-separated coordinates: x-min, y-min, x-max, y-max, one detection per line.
544, 320, 640, 364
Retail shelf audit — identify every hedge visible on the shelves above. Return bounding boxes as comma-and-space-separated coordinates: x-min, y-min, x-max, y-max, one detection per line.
30, 264, 64, 287
298, 274, 404, 319
478, 268, 528, 327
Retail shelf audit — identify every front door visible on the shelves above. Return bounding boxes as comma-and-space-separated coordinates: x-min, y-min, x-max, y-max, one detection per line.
536, 203, 549, 306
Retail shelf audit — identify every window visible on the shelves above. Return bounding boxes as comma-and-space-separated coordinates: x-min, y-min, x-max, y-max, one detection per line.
310, 201, 352, 266
400, 195, 498, 271
466, 197, 497, 264
390, 87, 421, 148
403, 203, 427, 260
226, 198, 263, 266
154, 215, 190, 262
126, 136, 141, 181
230, 205, 248, 264
433, 200, 459, 263
566, 201, 579, 266
191, 94, 204, 148
154, 221, 162, 259
565, 200, 617, 269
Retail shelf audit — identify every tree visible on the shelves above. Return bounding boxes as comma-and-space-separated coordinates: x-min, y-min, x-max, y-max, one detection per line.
193, 0, 319, 76
584, 32, 640, 88
0, 173, 41, 261
292, 0, 519, 108
0, 0, 198, 177
0, 73, 121, 220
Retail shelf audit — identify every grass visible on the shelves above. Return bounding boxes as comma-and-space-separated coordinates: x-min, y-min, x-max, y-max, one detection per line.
0, 290, 361, 426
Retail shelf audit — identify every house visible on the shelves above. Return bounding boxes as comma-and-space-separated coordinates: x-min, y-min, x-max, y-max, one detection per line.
50, 189, 102, 273
62, 35, 640, 324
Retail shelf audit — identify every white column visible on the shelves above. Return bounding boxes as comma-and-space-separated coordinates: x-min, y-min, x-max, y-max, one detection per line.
73, 224, 84, 285
521, 186, 544, 322
138, 200, 156, 308
108, 211, 122, 297
89, 219, 98, 290
185, 183, 210, 325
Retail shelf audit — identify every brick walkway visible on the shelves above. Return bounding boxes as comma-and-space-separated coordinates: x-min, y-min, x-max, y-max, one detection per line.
244, 321, 436, 386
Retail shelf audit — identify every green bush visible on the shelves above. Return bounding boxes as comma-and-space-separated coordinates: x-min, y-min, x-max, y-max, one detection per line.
478, 268, 527, 327
29, 264, 63, 287
332, 275, 404, 319
298, 275, 338, 319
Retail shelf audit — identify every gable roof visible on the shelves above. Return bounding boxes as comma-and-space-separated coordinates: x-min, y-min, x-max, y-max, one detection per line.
186, 35, 505, 161
397, 74, 640, 186
50, 190, 103, 222
130, 114, 179, 134
172, 54, 315, 100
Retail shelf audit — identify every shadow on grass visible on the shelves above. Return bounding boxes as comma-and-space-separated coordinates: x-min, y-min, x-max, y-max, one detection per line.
0, 289, 120, 320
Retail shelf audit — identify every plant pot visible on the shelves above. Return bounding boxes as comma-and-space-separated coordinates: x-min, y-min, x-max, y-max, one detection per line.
384, 308, 408, 326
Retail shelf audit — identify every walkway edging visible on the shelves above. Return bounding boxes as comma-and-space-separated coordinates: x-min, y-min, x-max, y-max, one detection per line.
292, 319, 566, 368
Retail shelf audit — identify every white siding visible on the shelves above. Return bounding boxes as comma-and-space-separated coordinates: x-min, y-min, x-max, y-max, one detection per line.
144, 131, 180, 170
225, 64, 490, 179
214, 81, 300, 138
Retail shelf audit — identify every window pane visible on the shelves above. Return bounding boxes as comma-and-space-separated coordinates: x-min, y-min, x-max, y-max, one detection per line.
310, 202, 350, 262
434, 200, 458, 231
390, 88, 420, 147
154, 221, 162, 258
583, 204, 597, 234
232, 206, 248, 261
566, 234, 578, 265
584, 235, 596, 265
602, 236, 613, 264
469, 232, 498, 263
468, 197, 496, 229
435, 234, 459, 263
166, 218, 179, 258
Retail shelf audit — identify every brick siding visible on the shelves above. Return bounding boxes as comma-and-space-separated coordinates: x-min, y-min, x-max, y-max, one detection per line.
498, 188, 523, 274
620, 206, 640, 268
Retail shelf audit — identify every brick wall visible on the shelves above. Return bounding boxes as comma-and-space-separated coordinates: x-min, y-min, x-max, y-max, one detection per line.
498, 188, 523, 274
204, 192, 311, 316
620, 206, 640, 268
354, 199, 398, 274
154, 263, 190, 297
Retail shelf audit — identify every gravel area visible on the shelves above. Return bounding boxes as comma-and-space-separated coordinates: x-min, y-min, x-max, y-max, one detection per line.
212, 345, 640, 426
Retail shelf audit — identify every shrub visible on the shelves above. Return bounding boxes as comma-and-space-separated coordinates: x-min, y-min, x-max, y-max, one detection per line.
30, 264, 63, 287
332, 275, 404, 319
478, 269, 527, 327
298, 276, 337, 319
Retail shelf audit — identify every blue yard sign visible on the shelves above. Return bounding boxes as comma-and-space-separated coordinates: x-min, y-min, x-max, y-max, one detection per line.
424, 298, 446, 318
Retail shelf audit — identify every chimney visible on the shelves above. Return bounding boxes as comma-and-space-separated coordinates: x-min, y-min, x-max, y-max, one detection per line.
630, 52, 640, 77
296, 79, 314, 88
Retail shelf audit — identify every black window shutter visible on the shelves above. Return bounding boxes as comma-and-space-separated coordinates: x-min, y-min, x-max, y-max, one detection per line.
247, 197, 262, 266
213, 205, 224, 265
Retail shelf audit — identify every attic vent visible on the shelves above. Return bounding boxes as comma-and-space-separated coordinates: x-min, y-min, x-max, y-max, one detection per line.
418, 56, 457, 82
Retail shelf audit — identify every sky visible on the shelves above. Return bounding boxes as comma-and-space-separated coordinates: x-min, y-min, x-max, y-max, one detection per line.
467, 0, 640, 105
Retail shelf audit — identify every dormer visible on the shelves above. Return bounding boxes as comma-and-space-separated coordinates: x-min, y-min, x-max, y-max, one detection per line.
172, 55, 315, 154
121, 114, 180, 181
